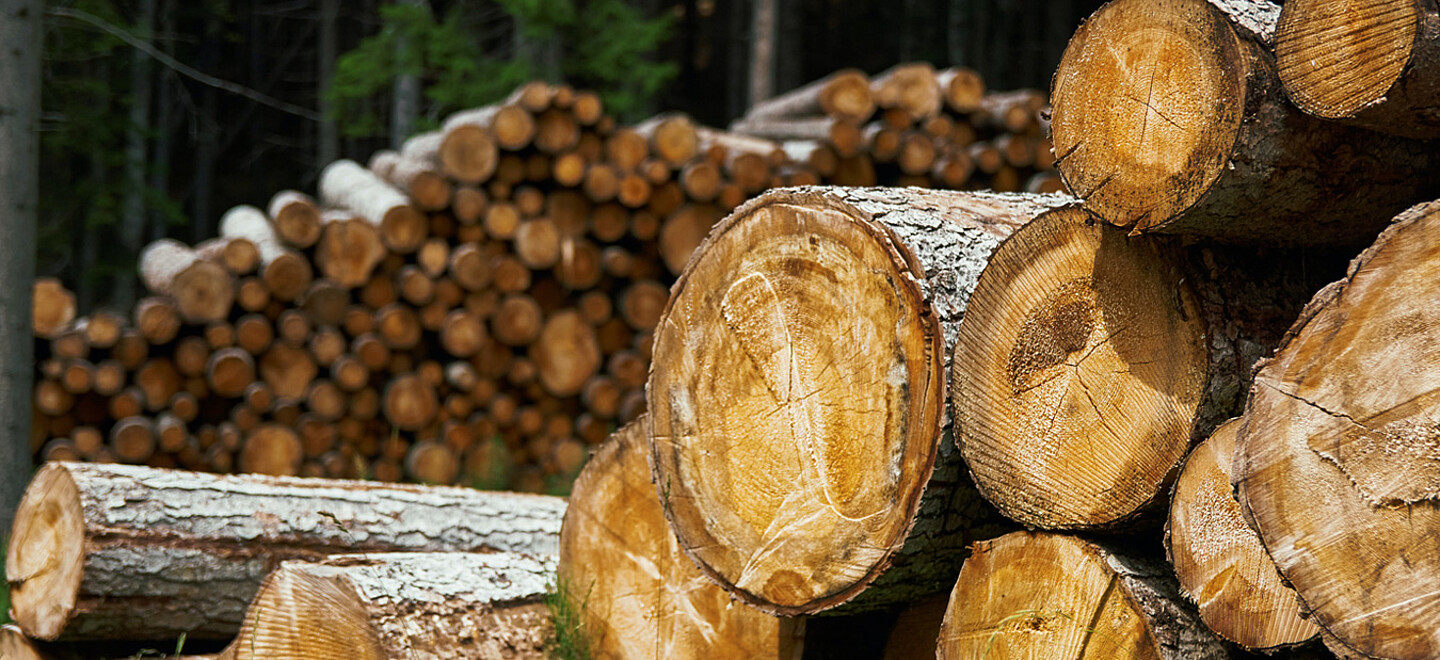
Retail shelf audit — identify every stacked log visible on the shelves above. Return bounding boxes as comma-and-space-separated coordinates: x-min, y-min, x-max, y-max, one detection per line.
4, 462, 564, 641
30, 76, 1059, 493
730, 63, 1063, 195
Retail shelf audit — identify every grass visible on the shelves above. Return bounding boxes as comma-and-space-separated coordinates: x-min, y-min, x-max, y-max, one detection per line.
545, 577, 594, 660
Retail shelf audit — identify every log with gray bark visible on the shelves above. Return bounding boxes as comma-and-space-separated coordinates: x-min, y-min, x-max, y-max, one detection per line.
1052, 0, 1440, 245
4, 462, 565, 641
648, 186, 1073, 615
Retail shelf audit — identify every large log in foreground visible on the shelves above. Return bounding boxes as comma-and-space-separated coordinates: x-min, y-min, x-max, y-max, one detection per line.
936, 532, 1229, 659
560, 419, 800, 659
950, 209, 1207, 529
648, 187, 1069, 615
4, 462, 565, 641
1276, 0, 1440, 138
224, 553, 553, 660
1167, 418, 1319, 651
1051, 0, 1440, 245
1236, 199, 1440, 659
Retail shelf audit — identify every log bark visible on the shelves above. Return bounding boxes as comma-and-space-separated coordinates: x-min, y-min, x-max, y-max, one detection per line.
560, 419, 802, 659
743, 68, 875, 123
5, 462, 566, 641
1052, 0, 1440, 246
224, 552, 553, 660
443, 104, 530, 156
1277, 0, 1440, 138
318, 160, 428, 253
1235, 199, 1440, 659
138, 239, 235, 323
936, 531, 1229, 659
648, 187, 1071, 615
1166, 418, 1320, 650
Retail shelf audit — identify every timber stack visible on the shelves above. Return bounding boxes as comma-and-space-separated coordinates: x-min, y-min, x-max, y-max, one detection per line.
28, 70, 1058, 495
18, 0, 1440, 656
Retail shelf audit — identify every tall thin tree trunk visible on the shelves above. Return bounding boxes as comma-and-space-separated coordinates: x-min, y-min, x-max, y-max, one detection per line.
191, 13, 220, 243
0, 0, 42, 538
319, 0, 338, 166
749, 0, 776, 107
120, 0, 155, 309
390, 0, 424, 149
149, 0, 173, 243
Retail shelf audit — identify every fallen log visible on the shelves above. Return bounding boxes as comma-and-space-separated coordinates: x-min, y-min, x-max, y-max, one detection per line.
648, 187, 1066, 614
4, 462, 565, 640
223, 552, 553, 660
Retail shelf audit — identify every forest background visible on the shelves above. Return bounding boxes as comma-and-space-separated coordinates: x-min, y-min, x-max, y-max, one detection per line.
37, 0, 1100, 313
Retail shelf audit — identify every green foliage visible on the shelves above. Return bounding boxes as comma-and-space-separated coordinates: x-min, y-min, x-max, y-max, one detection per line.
329, 0, 676, 138
545, 577, 594, 660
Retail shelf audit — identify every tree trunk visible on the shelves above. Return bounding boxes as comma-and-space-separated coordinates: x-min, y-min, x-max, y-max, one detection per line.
559, 419, 803, 659
1236, 199, 1440, 660
224, 552, 552, 660
937, 531, 1229, 659
749, 0, 777, 108
121, 0, 155, 310
4, 462, 566, 641
649, 187, 1071, 615
389, 0, 424, 149
1052, 0, 1440, 246
317, 0, 338, 167
1277, 0, 1440, 138
1166, 418, 1320, 651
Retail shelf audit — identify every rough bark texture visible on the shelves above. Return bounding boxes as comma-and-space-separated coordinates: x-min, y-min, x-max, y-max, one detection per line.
1166, 418, 1320, 650
937, 531, 1230, 659
225, 552, 554, 660
1052, 0, 1440, 246
1236, 199, 1440, 660
649, 187, 1070, 615
5, 462, 565, 641
741, 68, 875, 123
1277, 0, 1440, 138
559, 419, 802, 659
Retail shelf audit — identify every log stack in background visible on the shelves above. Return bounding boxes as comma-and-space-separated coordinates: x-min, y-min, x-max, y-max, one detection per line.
28, 70, 1059, 494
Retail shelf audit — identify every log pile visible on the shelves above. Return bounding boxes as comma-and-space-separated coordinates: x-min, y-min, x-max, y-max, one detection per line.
28, 72, 1059, 495
17, 6, 1440, 656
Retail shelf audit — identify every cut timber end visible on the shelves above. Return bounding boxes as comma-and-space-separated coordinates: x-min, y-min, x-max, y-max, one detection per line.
1276, 0, 1440, 137
227, 553, 552, 660
1236, 199, 1440, 659
1053, 0, 1440, 245
952, 208, 1206, 529
649, 186, 1071, 615
937, 531, 1228, 659
559, 419, 799, 660
0, 625, 50, 660
1167, 418, 1319, 650
1052, 0, 1244, 233
6, 467, 86, 640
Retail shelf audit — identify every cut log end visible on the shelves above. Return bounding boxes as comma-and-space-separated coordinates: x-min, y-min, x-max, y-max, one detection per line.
649, 190, 952, 613
938, 532, 1228, 660
560, 419, 797, 660
952, 208, 1206, 530
6, 464, 87, 641
1167, 418, 1320, 650
1051, 0, 1245, 231
1276, 0, 1422, 123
